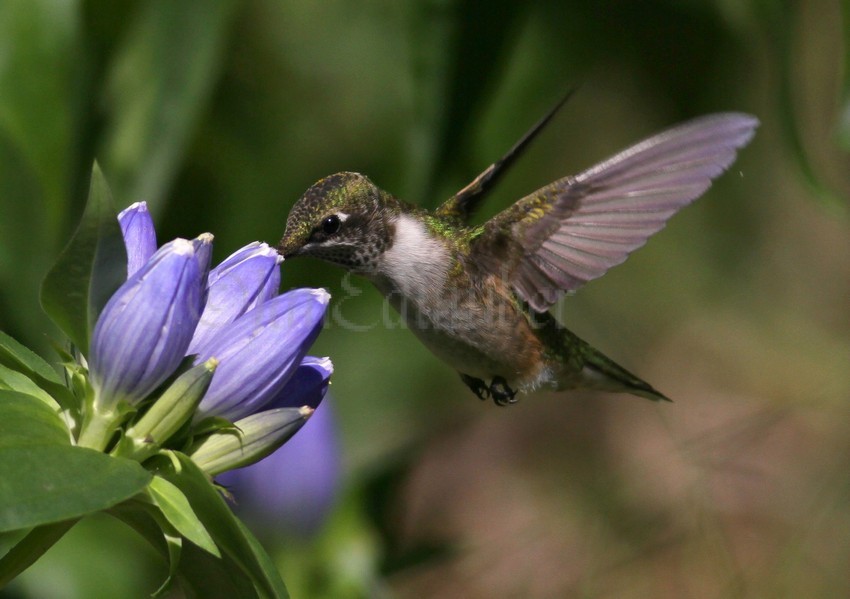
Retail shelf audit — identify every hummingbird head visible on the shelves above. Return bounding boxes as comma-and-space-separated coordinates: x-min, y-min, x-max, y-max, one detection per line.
278, 172, 396, 273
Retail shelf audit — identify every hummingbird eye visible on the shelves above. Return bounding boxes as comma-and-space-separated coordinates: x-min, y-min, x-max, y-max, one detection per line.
322, 215, 341, 235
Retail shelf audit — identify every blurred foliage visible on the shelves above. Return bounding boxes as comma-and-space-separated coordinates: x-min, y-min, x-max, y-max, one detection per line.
1, 0, 848, 597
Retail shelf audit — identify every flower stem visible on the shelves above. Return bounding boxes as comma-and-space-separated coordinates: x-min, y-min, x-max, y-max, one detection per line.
77, 408, 121, 451
0, 520, 77, 587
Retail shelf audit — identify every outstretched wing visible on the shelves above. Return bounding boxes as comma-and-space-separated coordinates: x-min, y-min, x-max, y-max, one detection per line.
471, 113, 759, 312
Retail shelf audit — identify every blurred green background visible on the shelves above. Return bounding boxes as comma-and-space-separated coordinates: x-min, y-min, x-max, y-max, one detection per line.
1, 0, 849, 597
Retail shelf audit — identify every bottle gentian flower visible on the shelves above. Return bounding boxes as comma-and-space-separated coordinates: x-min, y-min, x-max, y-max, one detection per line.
80, 236, 211, 450
118, 202, 157, 277
188, 242, 282, 354
91, 200, 333, 474
89, 237, 209, 409
216, 358, 340, 536
192, 288, 329, 423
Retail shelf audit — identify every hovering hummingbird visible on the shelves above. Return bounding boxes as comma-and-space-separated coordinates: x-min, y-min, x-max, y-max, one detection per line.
278, 96, 758, 405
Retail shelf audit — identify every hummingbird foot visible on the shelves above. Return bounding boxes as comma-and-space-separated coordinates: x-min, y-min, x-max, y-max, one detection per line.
489, 377, 518, 406
460, 373, 490, 401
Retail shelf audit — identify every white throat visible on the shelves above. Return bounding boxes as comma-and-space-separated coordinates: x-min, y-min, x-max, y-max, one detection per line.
378, 214, 449, 300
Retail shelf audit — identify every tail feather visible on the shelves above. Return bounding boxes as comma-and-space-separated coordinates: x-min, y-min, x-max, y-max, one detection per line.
535, 311, 671, 402
580, 350, 671, 402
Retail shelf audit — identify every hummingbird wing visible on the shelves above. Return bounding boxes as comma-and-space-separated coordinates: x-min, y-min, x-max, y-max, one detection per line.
436, 89, 577, 222
471, 113, 759, 312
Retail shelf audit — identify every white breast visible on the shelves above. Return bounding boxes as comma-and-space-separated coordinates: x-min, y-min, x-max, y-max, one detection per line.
378, 214, 449, 300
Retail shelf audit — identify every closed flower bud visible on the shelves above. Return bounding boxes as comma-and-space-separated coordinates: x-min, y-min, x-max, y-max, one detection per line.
189, 406, 313, 476
188, 242, 282, 354
89, 238, 208, 408
194, 288, 329, 422
115, 358, 218, 461
118, 202, 157, 277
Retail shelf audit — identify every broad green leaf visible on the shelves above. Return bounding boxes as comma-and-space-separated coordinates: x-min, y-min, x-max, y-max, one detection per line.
0, 330, 62, 386
0, 1, 79, 350
409, 0, 531, 205
153, 529, 182, 599
758, 0, 846, 211
0, 445, 150, 532
99, 0, 238, 209
148, 476, 219, 558
40, 163, 127, 353
0, 390, 69, 448
0, 520, 77, 588
0, 364, 61, 411
153, 452, 288, 598
110, 506, 257, 598
0, 330, 76, 411
177, 541, 263, 599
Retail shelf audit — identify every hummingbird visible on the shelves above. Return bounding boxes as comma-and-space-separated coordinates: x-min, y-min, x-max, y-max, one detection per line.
277, 96, 758, 405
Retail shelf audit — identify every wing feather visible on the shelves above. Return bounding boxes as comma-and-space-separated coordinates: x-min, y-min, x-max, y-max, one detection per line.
472, 113, 759, 312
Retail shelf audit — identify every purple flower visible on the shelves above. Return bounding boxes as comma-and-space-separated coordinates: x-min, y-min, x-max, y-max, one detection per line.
118, 202, 157, 277
188, 242, 282, 354
193, 289, 329, 422
217, 359, 340, 536
89, 237, 209, 407
105, 206, 335, 482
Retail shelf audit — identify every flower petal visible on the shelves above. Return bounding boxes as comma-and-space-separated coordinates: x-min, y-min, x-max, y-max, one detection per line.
118, 202, 157, 277
90, 238, 208, 406
194, 288, 329, 421
188, 242, 282, 354
265, 356, 332, 410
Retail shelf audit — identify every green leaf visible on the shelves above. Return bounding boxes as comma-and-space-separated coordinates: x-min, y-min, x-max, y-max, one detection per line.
148, 476, 219, 558
0, 330, 76, 411
758, 0, 846, 211
0, 445, 150, 532
0, 520, 77, 588
408, 0, 531, 204
0, 329, 62, 386
0, 363, 60, 411
0, 1, 79, 350
40, 163, 128, 353
99, 0, 238, 209
153, 452, 288, 598
109, 506, 258, 598
0, 390, 69, 448
153, 528, 182, 599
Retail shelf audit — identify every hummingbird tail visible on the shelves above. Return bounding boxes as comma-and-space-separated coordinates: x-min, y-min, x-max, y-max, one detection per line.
579, 347, 671, 402
539, 313, 671, 401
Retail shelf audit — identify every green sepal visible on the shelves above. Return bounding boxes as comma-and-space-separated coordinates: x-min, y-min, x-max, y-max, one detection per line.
40, 162, 128, 353
113, 358, 217, 462
151, 451, 289, 598
190, 415, 240, 438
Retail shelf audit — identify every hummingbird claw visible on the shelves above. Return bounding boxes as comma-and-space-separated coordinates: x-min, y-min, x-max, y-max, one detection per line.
460, 373, 490, 401
490, 377, 518, 406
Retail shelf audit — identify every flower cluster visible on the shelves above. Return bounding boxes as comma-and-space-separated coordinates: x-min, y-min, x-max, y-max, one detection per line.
79, 201, 332, 477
